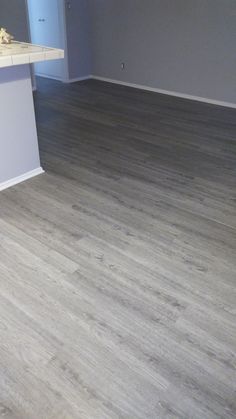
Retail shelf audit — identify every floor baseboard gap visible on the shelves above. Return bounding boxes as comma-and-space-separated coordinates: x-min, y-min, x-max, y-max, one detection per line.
91, 76, 236, 109
0, 167, 45, 192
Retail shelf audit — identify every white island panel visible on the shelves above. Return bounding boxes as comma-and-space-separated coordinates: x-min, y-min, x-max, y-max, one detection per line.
0, 65, 42, 187
0, 42, 64, 190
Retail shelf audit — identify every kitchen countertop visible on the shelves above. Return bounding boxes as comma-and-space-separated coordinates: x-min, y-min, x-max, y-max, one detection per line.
0, 41, 64, 68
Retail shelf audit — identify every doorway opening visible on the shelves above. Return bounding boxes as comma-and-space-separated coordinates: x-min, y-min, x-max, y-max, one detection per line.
27, 0, 68, 82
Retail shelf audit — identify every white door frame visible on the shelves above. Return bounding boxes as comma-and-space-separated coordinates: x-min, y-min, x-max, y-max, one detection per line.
25, 0, 69, 83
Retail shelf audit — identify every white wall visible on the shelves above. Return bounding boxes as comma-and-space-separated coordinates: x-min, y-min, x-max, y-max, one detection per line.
89, 0, 236, 104
27, 0, 65, 80
28, 0, 92, 81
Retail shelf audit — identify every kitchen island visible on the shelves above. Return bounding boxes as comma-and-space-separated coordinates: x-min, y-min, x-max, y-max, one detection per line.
0, 41, 64, 190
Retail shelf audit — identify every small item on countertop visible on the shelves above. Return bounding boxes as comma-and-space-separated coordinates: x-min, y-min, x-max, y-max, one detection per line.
0, 28, 14, 44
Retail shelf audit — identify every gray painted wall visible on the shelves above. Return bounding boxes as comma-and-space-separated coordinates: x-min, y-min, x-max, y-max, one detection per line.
0, 0, 30, 42
89, 0, 236, 104
65, 0, 92, 80
1, 0, 235, 102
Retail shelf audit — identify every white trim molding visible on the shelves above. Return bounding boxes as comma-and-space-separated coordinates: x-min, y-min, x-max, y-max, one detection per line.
36, 75, 92, 84
91, 76, 236, 109
64, 75, 92, 84
0, 167, 44, 192
35, 73, 64, 82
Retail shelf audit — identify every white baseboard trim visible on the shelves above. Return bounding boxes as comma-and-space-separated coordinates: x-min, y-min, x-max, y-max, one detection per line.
33, 73, 236, 108
35, 73, 63, 82
64, 75, 92, 84
0, 167, 45, 192
91, 75, 236, 109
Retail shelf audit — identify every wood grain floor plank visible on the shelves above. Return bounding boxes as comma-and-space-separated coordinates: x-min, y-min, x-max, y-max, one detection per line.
0, 78, 235, 418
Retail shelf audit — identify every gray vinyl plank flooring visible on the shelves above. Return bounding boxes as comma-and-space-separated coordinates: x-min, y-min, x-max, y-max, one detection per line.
0, 78, 236, 418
